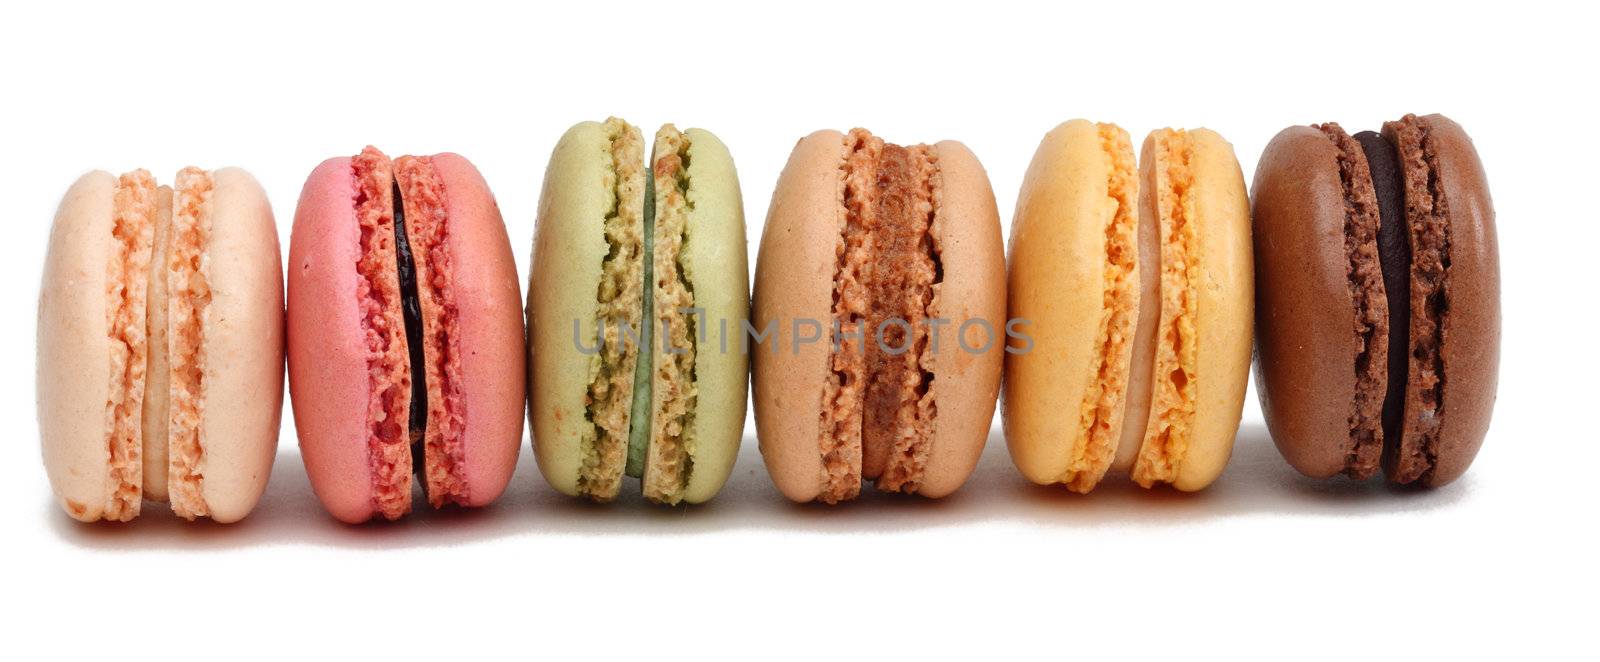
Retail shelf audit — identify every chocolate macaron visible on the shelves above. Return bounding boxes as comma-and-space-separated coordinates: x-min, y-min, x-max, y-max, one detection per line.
752, 129, 1006, 503
1252, 113, 1499, 486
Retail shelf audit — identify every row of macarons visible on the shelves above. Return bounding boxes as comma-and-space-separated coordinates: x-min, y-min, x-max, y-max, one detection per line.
37, 113, 1498, 523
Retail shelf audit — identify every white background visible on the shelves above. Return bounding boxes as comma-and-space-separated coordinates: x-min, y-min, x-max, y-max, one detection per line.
3, 0, 1594, 658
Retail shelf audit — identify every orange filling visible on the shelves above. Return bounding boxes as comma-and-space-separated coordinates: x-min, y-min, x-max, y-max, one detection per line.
1063, 125, 1139, 493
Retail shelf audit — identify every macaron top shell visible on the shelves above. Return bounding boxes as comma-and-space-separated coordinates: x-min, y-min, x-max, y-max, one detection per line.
1145, 129, 1253, 491
1004, 120, 1139, 489
750, 131, 841, 502
916, 139, 1006, 498
662, 128, 749, 504
425, 154, 524, 505
289, 156, 375, 523
38, 171, 125, 522
1251, 126, 1375, 478
1400, 115, 1497, 486
528, 120, 637, 498
191, 167, 284, 523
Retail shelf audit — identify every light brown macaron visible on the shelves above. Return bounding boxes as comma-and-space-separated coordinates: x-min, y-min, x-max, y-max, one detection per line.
1005, 121, 1252, 493
752, 129, 1005, 503
38, 167, 284, 523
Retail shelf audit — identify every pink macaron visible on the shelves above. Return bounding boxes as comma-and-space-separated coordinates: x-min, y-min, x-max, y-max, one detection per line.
288, 147, 524, 523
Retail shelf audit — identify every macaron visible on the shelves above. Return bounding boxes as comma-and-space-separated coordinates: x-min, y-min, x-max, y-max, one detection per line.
752, 128, 1005, 504
38, 167, 284, 522
1251, 113, 1499, 486
289, 147, 524, 523
528, 118, 749, 505
1004, 120, 1253, 493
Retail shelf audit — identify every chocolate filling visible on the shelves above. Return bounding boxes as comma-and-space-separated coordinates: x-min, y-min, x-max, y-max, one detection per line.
1355, 131, 1412, 457
392, 180, 429, 501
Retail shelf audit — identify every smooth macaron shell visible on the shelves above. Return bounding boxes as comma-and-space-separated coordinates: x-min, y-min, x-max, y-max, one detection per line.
1251, 126, 1371, 478
1400, 116, 1498, 486
288, 157, 375, 523
1004, 120, 1134, 488
425, 154, 525, 505
39, 171, 129, 521
195, 168, 285, 522
528, 121, 624, 498
1150, 129, 1253, 491
667, 128, 749, 504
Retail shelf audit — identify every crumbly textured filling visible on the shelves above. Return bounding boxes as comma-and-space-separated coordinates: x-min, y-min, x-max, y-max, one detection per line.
820, 133, 877, 503
1064, 125, 1139, 493
395, 156, 468, 507
1132, 130, 1198, 488
580, 118, 645, 501
1384, 114, 1450, 484
818, 129, 941, 501
104, 170, 157, 521
1317, 123, 1388, 479
642, 126, 698, 504
353, 148, 413, 520
167, 167, 213, 520
870, 143, 940, 494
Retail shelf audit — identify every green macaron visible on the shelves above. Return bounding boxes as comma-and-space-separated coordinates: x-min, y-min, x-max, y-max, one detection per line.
528, 117, 749, 505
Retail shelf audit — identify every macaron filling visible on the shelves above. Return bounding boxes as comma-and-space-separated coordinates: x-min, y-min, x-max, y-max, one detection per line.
641, 126, 699, 504
579, 119, 646, 501
1063, 124, 1139, 492
352, 148, 414, 519
1381, 115, 1451, 484
1316, 123, 1389, 478
394, 156, 470, 508
102, 170, 158, 521
166, 167, 214, 520
391, 178, 429, 498
1131, 129, 1199, 488
142, 183, 174, 503
817, 129, 942, 502
1355, 130, 1412, 461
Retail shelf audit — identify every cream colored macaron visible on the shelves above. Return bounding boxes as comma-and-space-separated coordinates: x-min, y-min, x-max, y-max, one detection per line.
1005, 120, 1251, 492
38, 167, 284, 522
528, 118, 749, 505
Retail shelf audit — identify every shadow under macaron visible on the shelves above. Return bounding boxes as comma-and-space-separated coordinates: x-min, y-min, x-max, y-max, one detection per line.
49, 422, 1472, 550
